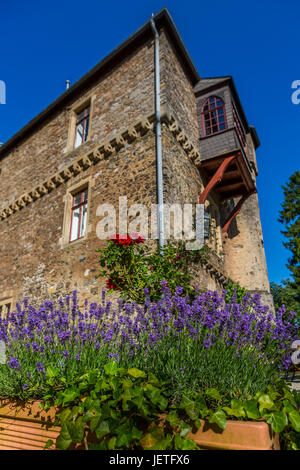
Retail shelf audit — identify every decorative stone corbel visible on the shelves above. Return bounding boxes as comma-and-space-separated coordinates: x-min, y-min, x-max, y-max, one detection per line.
82, 155, 93, 168
30, 189, 41, 200
103, 141, 114, 156
53, 174, 64, 186
62, 168, 73, 180
125, 126, 138, 142
91, 149, 104, 163
38, 184, 48, 195
112, 134, 126, 150
72, 162, 83, 174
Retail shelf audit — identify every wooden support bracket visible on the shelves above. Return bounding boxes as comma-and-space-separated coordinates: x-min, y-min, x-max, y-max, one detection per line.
222, 190, 256, 235
199, 155, 236, 204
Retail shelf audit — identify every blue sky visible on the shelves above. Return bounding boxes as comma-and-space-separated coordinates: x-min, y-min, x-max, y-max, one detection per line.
0, 0, 299, 283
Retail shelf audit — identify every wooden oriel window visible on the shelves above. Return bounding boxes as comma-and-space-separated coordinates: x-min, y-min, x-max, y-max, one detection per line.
201, 96, 227, 136
74, 105, 90, 148
69, 188, 88, 242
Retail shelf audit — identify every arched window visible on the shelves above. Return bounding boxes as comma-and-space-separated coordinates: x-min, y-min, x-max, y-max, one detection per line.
201, 96, 227, 136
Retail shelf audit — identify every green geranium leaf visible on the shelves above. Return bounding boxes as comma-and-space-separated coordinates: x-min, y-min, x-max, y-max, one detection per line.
209, 410, 227, 431
289, 410, 300, 432
267, 411, 288, 433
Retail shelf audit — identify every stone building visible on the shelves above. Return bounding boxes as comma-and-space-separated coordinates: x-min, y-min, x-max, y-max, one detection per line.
0, 8, 272, 312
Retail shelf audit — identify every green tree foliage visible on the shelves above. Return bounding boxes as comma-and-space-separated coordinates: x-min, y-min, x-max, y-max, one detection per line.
276, 171, 300, 316
270, 280, 300, 318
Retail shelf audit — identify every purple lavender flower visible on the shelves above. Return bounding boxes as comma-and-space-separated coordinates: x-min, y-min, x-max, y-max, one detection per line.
8, 357, 20, 370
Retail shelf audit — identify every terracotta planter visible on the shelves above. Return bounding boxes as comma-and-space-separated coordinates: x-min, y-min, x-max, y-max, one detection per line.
0, 400, 280, 450
187, 419, 280, 450
0, 400, 59, 450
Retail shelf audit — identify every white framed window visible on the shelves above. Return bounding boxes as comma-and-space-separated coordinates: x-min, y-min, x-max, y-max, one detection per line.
69, 187, 88, 242
74, 105, 90, 148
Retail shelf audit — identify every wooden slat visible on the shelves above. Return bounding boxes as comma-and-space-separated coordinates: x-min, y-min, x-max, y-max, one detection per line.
0, 415, 59, 450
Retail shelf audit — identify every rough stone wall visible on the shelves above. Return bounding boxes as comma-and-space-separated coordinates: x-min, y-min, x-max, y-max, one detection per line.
0, 131, 157, 307
161, 124, 226, 292
160, 31, 199, 148
222, 191, 273, 305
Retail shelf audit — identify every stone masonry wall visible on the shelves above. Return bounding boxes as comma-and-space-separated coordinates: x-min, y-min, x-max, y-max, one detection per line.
0, 131, 157, 307
222, 191, 273, 305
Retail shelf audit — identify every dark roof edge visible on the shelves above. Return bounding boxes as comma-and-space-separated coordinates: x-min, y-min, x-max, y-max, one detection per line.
249, 126, 260, 149
0, 7, 200, 158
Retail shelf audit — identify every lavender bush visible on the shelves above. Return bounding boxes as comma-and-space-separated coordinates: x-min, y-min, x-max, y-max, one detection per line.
0, 286, 298, 402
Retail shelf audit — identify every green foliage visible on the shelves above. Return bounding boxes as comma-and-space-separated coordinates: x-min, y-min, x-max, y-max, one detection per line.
270, 280, 300, 319
224, 280, 247, 304
97, 239, 210, 303
278, 170, 300, 317
42, 362, 200, 450
41, 364, 300, 450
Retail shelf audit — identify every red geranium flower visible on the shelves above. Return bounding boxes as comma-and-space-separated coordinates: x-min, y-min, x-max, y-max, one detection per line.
106, 277, 122, 290
109, 233, 144, 246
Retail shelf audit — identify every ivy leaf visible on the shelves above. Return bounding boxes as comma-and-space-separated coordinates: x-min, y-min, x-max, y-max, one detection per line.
127, 368, 146, 379
179, 421, 192, 438
56, 424, 72, 450
266, 411, 288, 433
205, 388, 222, 401
62, 387, 80, 406
257, 394, 274, 413
174, 434, 197, 450
116, 432, 131, 448
44, 439, 54, 449
66, 417, 85, 443
140, 433, 156, 449
243, 400, 260, 419
95, 420, 110, 440
89, 441, 107, 450
131, 426, 143, 440
289, 410, 300, 432
104, 361, 119, 376
108, 437, 117, 450
209, 410, 227, 431
282, 400, 295, 413
166, 410, 179, 427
